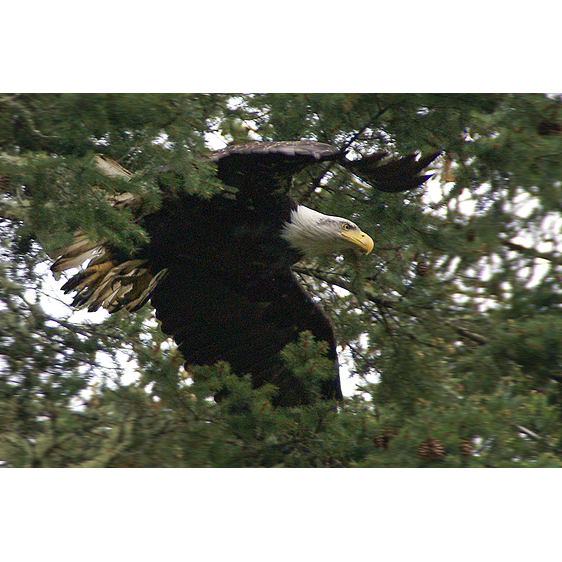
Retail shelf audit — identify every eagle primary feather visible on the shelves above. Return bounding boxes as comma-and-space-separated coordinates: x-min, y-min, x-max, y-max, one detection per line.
52, 141, 439, 406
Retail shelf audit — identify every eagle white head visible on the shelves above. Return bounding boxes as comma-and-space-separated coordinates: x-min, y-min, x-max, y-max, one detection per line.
281, 205, 374, 258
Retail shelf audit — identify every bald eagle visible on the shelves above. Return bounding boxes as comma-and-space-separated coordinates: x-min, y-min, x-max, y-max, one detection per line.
52, 141, 439, 406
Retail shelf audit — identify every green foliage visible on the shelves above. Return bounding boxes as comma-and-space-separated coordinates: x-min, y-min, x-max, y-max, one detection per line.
2, 93, 562, 467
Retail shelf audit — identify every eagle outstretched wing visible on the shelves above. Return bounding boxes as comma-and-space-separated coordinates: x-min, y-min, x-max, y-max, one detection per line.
211, 140, 439, 194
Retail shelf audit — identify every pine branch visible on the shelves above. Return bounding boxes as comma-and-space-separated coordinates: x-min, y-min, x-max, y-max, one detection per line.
339, 105, 393, 153
503, 240, 562, 266
447, 324, 488, 345
292, 264, 351, 292
300, 106, 393, 203
0, 95, 59, 142
293, 264, 490, 346
73, 419, 135, 468
0, 198, 30, 222
514, 423, 543, 442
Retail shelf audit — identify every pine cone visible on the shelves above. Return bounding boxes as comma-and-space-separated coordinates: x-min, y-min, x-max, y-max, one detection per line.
374, 428, 394, 449
415, 261, 430, 277
537, 120, 562, 136
418, 438, 445, 460
460, 438, 474, 457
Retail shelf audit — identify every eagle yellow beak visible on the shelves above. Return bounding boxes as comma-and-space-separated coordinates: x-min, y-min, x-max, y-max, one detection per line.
341, 230, 374, 255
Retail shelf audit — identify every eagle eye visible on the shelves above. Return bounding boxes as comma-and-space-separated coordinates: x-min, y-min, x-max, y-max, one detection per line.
342, 222, 353, 231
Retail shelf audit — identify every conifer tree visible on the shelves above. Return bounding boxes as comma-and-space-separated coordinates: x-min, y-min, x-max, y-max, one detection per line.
1, 93, 562, 467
